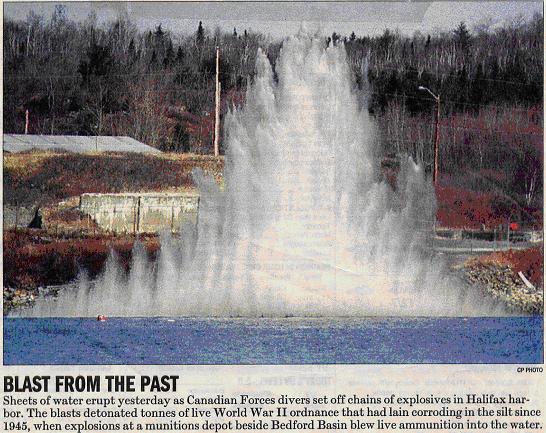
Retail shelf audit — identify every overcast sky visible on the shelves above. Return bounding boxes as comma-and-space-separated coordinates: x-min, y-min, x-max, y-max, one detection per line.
3, 1, 543, 39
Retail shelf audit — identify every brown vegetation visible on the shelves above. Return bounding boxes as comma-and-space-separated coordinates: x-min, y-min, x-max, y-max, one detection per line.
3, 229, 160, 293
379, 103, 543, 228
3, 152, 224, 207
463, 247, 543, 314
436, 186, 542, 229
5, 150, 541, 231
469, 247, 543, 287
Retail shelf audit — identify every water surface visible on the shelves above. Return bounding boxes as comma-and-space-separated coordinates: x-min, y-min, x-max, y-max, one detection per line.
4, 317, 542, 364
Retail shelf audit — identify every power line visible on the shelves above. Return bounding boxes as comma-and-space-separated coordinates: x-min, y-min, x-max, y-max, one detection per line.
57, 86, 540, 114
5, 76, 541, 115
4, 71, 187, 80
379, 138, 542, 151
435, 124, 542, 137
374, 92, 543, 113
365, 64, 543, 88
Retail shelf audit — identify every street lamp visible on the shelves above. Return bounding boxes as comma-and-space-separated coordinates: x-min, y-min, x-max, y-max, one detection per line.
419, 86, 440, 185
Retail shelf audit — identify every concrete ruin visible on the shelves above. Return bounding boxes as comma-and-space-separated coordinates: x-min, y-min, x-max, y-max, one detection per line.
79, 192, 199, 234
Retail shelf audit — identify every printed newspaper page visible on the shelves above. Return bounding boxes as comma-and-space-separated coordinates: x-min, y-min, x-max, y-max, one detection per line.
2, 1, 544, 432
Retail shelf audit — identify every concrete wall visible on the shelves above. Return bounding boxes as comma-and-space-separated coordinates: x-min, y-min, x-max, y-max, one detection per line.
80, 193, 199, 233
435, 227, 543, 243
3, 206, 37, 229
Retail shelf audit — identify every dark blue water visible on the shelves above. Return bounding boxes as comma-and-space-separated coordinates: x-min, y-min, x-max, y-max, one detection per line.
3, 317, 543, 365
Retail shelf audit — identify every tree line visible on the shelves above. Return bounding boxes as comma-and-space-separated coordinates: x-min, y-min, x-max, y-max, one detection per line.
3, 6, 278, 151
4, 7, 542, 152
3, 7, 543, 220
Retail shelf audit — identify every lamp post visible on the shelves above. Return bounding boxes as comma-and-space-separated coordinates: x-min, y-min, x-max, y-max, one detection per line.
418, 86, 440, 185
214, 46, 221, 157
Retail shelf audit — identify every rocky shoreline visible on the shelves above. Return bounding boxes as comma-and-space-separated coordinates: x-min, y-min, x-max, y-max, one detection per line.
4, 287, 36, 313
3, 286, 61, 314
5, 263, 543, 316
4, 232, 542, 316
3, 230, 161, 315
462, 261, 543, 315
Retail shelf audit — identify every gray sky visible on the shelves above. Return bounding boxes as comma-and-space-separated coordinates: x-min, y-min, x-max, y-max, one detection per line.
3, 1, 543, 39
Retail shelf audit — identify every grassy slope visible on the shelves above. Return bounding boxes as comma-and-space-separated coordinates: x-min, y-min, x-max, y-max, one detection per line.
3, 152, 224, 207
6, 151, 540, 229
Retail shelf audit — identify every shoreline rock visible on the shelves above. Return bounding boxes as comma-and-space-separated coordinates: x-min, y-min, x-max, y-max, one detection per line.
4, 287, 37, 313
3, 285, 61, 315
463, 261, 543, 315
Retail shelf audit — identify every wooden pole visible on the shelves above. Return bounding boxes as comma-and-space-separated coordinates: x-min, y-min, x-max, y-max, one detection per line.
214, 46, 221, 157
494, 228, 497, 251
418, 87, 440, 185
430, 220, 436, 262
25, 109, 29, 134
136, 197, 141, 234
433, 97, 440, 185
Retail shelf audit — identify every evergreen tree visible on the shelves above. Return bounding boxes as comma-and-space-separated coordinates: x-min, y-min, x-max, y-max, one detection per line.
176, 46, 184, 63
154, 23, 164, 39
196, 21, 205, 46
149, 50, 157, 68
163, 40, 174, 68
454, 21, 471, 52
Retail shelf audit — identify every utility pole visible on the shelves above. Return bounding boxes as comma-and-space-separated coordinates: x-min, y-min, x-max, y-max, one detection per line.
25, 109, 29, 134
418, 86, 440, 185
433, 96, 440, 184
214, 46, 221, 157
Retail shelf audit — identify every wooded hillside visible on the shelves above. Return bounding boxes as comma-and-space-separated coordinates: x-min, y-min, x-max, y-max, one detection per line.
3, 8, 543, 224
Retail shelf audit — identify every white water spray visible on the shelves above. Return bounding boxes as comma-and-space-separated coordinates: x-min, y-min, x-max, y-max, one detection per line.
27, 33, 502, 317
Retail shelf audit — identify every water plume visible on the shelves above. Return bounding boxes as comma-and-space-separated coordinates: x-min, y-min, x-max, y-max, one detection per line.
26, 32, 503, 317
